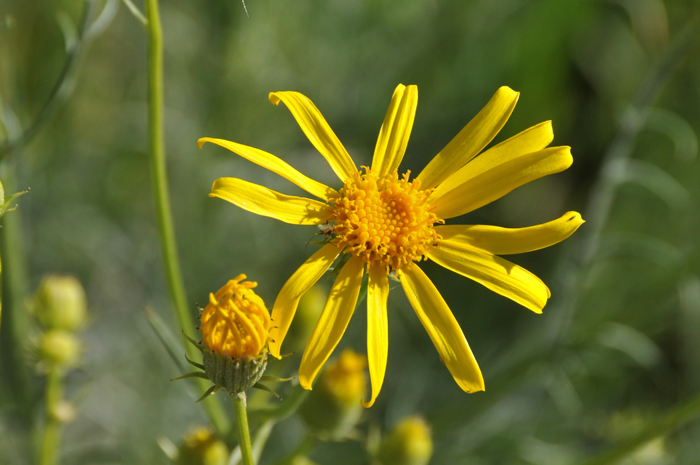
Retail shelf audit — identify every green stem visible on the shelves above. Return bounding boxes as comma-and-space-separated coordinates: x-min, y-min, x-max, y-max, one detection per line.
143, 0, 228, 433
232, 393, 255, 465
579, 390, 700, 465
0, 166, 32, 413
39, 369, 64, 465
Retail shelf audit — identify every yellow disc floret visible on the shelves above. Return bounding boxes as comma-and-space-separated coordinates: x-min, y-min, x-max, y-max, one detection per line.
200, 275, 271, 359
328, 168, 442, 271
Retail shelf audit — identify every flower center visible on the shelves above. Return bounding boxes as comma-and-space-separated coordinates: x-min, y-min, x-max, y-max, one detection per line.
328, 167, 442, 271
200, 275, 270, 359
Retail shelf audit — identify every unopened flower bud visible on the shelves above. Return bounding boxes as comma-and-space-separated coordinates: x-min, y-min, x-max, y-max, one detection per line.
176, 427, 228, 465
34, 275, 87, 331
299, 349, 366, 438
177, 275, 272, 399
376, 416, 433, 465
37, 329, 81, 368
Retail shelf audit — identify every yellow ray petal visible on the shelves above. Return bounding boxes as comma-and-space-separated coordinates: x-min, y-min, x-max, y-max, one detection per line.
269, 243, 341, 358
434, 211, 584, 255
362, 263, 390, 408
198, 137, 337, 202
416, 86, 519, 189
371, 84, 418, 177
270, 91, 357, 182
299, 256, 364, 389
210, 178, 333, 225
431, 121, 554, 198
427, 241, 549, 313
429, 146, 573, 219
398, 263, 484, 393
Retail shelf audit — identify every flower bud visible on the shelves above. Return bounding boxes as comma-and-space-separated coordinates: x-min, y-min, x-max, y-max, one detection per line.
198, 275, 271, 394
37, 329, 81, 368
34, 275, 87, 331
376, 417, 433, 465
299, 349, 366, 438
176, 427, 228, 465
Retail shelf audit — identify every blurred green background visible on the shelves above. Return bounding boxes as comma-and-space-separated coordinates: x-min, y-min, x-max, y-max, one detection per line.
1, 0, 700, 463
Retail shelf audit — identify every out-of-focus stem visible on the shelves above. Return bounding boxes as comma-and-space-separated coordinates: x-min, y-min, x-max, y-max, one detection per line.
579, 389, 700, 465
39, 369, 63, 465
0, 166, 31, 411
232, 393, 255, 465
143, 0, 228, 433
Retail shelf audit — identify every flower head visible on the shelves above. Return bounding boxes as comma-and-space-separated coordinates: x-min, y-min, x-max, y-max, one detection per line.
175, 275, 273, 397
200, 274, 270, 359
298, 349, 367, 438
376, 416, 433, 465
200, 85, 584, 407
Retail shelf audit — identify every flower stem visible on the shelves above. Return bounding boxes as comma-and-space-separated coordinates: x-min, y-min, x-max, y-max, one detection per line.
579, 389, 700, 465
39, 368, 64, 465
0, 166, 32, 413
232, 392, 255, 465
143, 0, 228, 433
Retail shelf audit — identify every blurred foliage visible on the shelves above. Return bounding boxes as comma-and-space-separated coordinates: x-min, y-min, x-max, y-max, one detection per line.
1, 0, 700, 464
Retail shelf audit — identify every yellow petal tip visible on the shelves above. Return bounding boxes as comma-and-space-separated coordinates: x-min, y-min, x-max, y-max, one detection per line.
497, 86, 519, 98
269, 92, 282, 105
197, 137, 211, 149
361, 398, 375, 409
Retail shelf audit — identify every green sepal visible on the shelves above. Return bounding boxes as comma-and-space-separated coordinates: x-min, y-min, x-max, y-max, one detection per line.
277, 352, 296, 359
252, 382, 282, 400
171, 371, 209, 381
182, 331, 203, 351
195, 384, 221, 403
259, 375, 295, 382
185, 353, 205, 370
202, 351, 267, 394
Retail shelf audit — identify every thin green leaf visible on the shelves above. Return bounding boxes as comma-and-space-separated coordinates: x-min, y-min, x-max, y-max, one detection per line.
259, 375, 295, 383
195, 385, 220, 404
251, 383, 282, 400
144, 306, 187, 372
171, 371, 209, 381
185, 353, 205, 370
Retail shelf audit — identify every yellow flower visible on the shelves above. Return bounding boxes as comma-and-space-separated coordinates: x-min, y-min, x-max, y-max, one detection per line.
200, 274, 270, 359
184, 275, 272, 396
199, 85, 584, 407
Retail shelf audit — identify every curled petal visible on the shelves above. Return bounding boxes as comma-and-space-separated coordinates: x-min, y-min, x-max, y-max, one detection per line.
427, 241, 550, 313
210, 178, 333, 225
399, 263, 484, 393
434, 211, 584, 255
198, 137, 337, 202
299, 256, 364, 389
371, 84, 418, 177
269, 244, 341, 358
270, 91, 357, 182
417, 86, 519, 189
362, 263, 390, 408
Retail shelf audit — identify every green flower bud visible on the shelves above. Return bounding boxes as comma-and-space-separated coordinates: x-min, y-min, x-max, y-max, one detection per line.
34, 275, 87, 331
176, 427, 228, 465
37, 330, 81, 368
376, 417, 433, 465
299, 349, 366, 439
